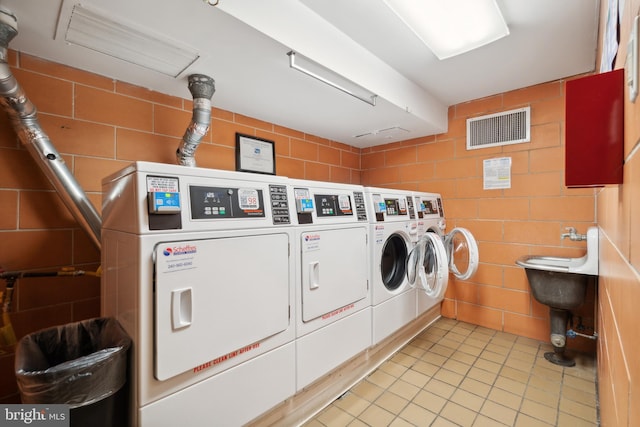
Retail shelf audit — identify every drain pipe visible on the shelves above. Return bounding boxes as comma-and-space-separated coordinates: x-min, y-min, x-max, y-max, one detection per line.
176, 74, 215, 167
0, 9, 101, 249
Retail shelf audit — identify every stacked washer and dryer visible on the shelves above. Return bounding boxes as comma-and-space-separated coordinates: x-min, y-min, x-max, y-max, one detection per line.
100, 160, 479, 426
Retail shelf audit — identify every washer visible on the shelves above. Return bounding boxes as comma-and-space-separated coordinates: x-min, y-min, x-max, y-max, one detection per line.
414, 192, 480, 316
365, 187, 420, 345
101, 161, 297, 426
290, 179, 371, 390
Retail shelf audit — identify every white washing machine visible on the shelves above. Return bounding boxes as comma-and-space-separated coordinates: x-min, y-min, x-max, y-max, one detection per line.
290, 179, 371, 390
101, 161, 297, 427
364, 187, 421, 345
414, 192, 479, 316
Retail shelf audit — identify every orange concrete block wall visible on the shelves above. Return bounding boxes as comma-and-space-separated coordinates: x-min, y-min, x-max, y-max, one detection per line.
0, 50, 361, 403
361, 81, 597, 353
595, 0, 640, 425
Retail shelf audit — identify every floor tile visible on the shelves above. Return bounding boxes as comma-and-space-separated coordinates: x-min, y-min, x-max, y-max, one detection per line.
520, 399, 558, 425
317, 405, 354, 427
488, 386, 522, 410
466, 366, 498, 385
514, 413, 554, 427
374, 392, 409, 415
440, 401, 477, 427
304, 319, 598, 427
357, 404, 395, 427
459, 377, 492, 398
350, 380, 385, 402
559, 396, 598, 423
523, 384, 560, 409
387, 379, 421, 401
411, 389, 447, 414
379, 360, 409, 378
433, 367, 464, 387
450, 389, 485, 412
367, 370, 397, 389
423, 378, 456, 399
480, 400, 517, 426
397, 402, 437, 426
333, 392, 370, 417
399, 369, 430, 388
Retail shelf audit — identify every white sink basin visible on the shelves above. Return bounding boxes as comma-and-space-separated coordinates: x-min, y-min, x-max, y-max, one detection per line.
515, 227, 599, 276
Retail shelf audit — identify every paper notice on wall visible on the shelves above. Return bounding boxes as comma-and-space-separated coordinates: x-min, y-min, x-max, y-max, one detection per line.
483, 157, 512, 190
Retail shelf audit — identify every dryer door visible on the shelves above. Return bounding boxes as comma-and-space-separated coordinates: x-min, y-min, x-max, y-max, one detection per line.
409, 232, 449, 298
444, 227, 479, 280
153, 233, 291, 381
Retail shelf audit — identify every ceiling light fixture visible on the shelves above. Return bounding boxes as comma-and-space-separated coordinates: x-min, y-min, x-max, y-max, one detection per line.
287, 51, 377, 106
382, 0, 509, 60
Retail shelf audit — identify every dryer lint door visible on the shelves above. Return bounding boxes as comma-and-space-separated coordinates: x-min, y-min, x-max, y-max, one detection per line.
407, 232, 449, 299
444, 227, 479, 280
301, 227, 369, 322
153, 234, 291, 381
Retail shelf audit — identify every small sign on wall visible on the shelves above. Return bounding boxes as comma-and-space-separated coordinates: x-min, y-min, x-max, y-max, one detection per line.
483, 157, 512, 190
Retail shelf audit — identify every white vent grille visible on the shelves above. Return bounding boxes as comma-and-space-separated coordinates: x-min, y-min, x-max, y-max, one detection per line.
466, 107, 530, 150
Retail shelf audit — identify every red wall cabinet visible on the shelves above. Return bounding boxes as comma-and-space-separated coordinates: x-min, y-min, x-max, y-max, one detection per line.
565, 68, 624, 187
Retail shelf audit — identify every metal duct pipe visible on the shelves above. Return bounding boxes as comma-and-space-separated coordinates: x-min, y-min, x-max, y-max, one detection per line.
176, 74, 215, 167
0, 9, 101, 249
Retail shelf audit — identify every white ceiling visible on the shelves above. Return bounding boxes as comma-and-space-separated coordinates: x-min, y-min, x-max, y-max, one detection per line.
0, 0, 599, 148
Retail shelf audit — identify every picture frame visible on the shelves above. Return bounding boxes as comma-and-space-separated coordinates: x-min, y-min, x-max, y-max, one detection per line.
235, 133, 276, 175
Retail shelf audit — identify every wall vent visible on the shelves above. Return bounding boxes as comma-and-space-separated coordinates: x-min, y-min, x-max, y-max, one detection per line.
466, 106, 530, 150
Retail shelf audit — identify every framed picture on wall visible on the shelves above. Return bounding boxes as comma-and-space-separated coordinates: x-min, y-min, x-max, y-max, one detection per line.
235, 133, 276, 175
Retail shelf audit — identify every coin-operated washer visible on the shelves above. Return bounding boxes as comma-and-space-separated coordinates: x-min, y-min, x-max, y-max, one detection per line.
290, 179, 371, 390
414, 192, 479, 316
365, 187, 421, 345
101, 161, 297, 427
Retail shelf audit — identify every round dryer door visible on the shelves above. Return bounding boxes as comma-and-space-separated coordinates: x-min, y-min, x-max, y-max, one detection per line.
380, 233, 409, 291
409, 232, 449, 299
444, 227, 479, 280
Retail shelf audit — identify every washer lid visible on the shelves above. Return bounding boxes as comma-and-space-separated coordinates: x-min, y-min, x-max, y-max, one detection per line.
444, 227, 479, 280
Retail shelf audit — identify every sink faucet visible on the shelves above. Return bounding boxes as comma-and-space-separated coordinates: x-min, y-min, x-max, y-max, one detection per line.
561, 227, 587, 241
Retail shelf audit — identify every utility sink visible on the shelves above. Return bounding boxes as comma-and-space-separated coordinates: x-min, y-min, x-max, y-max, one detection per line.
515, 226, 599, 366
516, 226, 598, 309
516, 226, 599, 277
516, 261, 590, 309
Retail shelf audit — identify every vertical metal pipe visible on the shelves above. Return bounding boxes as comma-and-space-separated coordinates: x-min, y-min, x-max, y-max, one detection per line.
176, 74, 215, 167
0, 8, 101, 249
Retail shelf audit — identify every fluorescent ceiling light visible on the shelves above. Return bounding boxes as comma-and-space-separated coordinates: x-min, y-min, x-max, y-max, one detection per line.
287, 51, 377, 106
383, 0, 509, 60
64, 4, 199, 77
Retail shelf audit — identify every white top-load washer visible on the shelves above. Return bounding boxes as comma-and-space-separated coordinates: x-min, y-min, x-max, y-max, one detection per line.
101, 161, 297, 427
414, 192, 479, 316
364, 187, 421, 345
290, 179, 371, 390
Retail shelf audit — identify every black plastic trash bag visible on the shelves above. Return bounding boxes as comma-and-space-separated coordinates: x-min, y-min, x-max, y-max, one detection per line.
14, 317, 131, 426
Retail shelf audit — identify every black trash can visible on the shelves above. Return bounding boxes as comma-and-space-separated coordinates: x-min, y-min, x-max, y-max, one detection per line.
14, 317, 131, 427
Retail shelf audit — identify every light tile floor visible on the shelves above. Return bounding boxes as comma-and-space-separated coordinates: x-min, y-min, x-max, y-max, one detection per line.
304, 318, 598, 427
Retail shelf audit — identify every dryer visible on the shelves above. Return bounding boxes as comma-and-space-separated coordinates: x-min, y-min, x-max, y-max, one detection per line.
364, 187, 420, 345
290, 179, 371, 390
101, 161, 297, 426
414, 192, 479, 316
